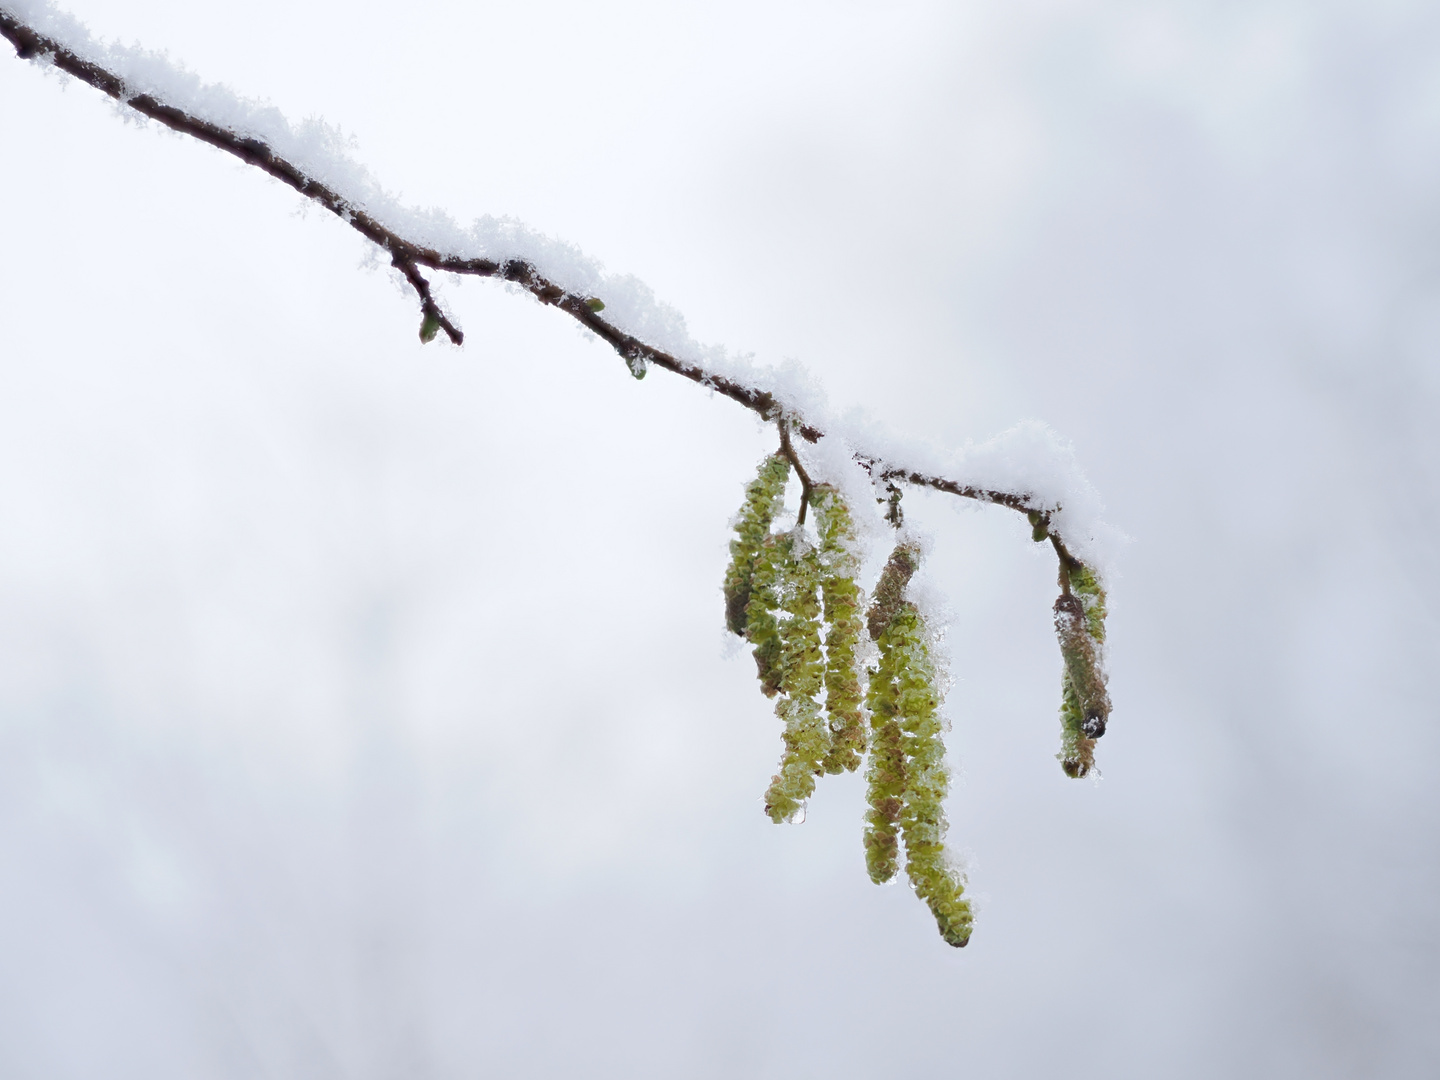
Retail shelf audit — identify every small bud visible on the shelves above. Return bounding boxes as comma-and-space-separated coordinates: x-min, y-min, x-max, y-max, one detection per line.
584, 297, 606, 312
419, 312, 442, 344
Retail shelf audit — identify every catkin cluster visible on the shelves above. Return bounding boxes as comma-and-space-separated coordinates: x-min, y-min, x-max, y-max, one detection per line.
726, 468, 866, 823
723, 454, 971, 947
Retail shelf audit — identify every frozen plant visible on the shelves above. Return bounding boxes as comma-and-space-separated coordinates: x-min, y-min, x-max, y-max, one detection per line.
0, 0, 1114, 948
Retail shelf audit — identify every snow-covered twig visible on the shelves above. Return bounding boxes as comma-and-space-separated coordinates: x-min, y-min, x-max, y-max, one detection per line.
2, 3, 1121, 938
0, 1, 1105, 586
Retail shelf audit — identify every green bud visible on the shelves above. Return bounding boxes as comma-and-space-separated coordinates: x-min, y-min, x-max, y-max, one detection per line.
584, 297, 606, 312
419, 312, 442, 344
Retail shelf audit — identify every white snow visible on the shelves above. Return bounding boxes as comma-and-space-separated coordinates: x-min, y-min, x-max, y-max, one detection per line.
0, 0, 1118, 575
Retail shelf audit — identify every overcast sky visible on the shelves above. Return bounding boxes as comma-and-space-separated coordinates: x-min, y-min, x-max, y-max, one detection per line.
1, 1, 1438, 1077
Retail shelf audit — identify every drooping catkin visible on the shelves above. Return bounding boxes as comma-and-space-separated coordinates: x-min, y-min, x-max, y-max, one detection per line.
1054, 560, 1111, 778
759, 531, 831, 822
811, 485, 866, 774
718, 445, 1115, 948
722, 454, 790, 636
863, 715, 905, 884
728, 468, 865, 822
744, 535, 786, 697
886, 605, 972, 948
862, 545, 918, 883
765, 696, 831, 824
865, 543, 973, 947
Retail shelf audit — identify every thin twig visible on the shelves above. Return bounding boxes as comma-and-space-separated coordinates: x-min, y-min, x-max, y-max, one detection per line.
391, 256, 463, 345
776, 419, 814, 526
883, 481, 904, 528
0, 9, 1090, 576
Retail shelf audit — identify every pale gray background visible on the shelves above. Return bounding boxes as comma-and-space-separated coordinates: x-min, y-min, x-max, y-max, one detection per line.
1, 1, 1437, 1076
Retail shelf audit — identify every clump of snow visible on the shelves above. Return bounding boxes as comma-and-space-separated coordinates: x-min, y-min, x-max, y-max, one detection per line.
838, 411, 1121, 579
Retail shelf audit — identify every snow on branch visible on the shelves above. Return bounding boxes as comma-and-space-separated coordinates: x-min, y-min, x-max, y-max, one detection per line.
0, 0, 1114, 574
0, 6, 1117, 567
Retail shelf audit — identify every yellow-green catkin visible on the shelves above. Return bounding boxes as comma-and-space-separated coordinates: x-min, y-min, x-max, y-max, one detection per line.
744, 532, 787, 697
811, 485, 866, 775
1055, 561, 1111, 779
759, 531, 831, 822
723, 454, 791, 637
862, 545, 916, 884
865, 544, 974, 948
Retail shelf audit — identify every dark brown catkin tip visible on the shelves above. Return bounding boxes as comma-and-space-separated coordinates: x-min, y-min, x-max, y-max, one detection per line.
866, 545, 918, 640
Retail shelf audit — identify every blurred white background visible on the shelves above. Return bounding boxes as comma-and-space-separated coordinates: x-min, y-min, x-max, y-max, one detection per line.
1, 1, 1438, 1076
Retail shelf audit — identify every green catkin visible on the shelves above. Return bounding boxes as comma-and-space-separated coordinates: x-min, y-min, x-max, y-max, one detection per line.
760, 532, 831, 822
721, 452, 1113, 948
863, 545, 918, 883
1057, 676, 1096, 779
722, 454, 791, 637
890, 608, 973, 948
765, 697, 831, 823
811, 486, 867, 774
1054, 561, 1111, 779
1072, 563, 1109, 645
865, 544, 974, 947
745, 534, 787, 697
863, 713, 905, 884
727, 465, 857, 821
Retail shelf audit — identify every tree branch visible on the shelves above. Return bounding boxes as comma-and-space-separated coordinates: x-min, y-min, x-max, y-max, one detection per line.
0, 7, 1093, 573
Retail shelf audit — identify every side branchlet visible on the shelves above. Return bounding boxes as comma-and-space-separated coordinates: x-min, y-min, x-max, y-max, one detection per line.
777, 417, 815, 526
